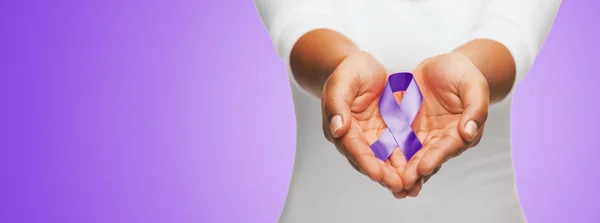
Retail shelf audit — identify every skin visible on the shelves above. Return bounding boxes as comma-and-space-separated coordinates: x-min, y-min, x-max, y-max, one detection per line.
290, 29, 516, 198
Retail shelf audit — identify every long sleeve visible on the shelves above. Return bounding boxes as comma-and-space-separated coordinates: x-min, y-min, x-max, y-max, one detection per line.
467, 0, 562, 94
253, 0, 350, 66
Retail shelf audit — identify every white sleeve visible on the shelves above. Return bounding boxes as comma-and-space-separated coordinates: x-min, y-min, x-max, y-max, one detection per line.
466, 0, 561, 96
253, 0, 351, 68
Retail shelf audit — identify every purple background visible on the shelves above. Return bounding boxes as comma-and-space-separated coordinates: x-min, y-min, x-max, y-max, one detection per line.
0, 0, 597, 222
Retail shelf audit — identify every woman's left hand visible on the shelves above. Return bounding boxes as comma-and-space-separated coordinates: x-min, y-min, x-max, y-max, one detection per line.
397, 52, 490, 198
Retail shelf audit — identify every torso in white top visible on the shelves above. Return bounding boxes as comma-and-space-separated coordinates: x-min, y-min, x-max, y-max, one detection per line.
254, 0, 560, 222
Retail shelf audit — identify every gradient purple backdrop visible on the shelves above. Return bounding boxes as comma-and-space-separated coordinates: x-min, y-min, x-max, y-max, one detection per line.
0, 1, 597, 222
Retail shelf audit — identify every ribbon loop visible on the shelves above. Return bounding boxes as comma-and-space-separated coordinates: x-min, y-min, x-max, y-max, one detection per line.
370, 72, 423, 161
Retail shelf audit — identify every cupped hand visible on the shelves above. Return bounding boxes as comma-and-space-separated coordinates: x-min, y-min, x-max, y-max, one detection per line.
321, 51, 411, 197
400, 52, 490, 197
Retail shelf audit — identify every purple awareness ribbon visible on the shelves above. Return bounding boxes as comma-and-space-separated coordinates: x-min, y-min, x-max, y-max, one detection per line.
370, 72, 423, 161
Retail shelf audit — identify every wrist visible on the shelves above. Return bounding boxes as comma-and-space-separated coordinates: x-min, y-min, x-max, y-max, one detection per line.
453, 39, 516, 103
290, 29, 360, 96
451, 51, 491, 92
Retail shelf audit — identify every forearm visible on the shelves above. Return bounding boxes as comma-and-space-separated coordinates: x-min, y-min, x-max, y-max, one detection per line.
456, 0, 561, 103
290, 29, 360, 97
253, 0, 356, 97
454, 39, 516, 103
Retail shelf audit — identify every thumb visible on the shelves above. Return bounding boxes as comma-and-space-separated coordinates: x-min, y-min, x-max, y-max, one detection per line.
321, 70, 360, 139
457, 71, 489, 142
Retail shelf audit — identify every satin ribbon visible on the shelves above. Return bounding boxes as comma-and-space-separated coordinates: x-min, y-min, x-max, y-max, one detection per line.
370, 72, 423, 161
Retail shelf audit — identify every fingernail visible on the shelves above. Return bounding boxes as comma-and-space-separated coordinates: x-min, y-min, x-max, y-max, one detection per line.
330, 115, 342, 137
465, 120, 478, 138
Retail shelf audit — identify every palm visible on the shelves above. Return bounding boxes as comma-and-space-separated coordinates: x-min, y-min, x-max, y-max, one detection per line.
345, 77, 409, 169
408, 55, 479, 156
352, 99, 387, 149
350, 78, 463, 162
347, 58, 471, 173
411, 79, 463, 153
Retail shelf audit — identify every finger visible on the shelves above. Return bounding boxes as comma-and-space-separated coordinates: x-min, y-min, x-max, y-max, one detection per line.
380, 161, 404, 192
401, 146, 430, 190
323, 111, 351, 159
342, 123, 384, 182
457, 71, 489, 142
407, 178, 424, 197
393, 190, 408, 199
323, 113, 348, 158
469, 123, 485, 148
417, 134, 466, 177
322, 113, 334, 143
388, 148, 407, 174
321, 70, 361, 139
423, 166, 441, 184
348, 159, 361, 173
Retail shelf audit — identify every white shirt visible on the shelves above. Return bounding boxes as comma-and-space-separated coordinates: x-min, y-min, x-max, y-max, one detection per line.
254, 1, 560, 222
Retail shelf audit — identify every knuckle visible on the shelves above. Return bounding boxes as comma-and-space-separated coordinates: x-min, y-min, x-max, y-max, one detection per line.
477, 107, 489, 120
323, 98, 342, 118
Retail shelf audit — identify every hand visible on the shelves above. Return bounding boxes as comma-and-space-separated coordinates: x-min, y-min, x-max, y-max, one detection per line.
321, 51, 411, 197
399, 52, 490, 197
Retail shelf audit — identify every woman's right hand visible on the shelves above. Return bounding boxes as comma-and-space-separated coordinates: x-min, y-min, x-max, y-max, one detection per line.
321, 51, 409, 198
